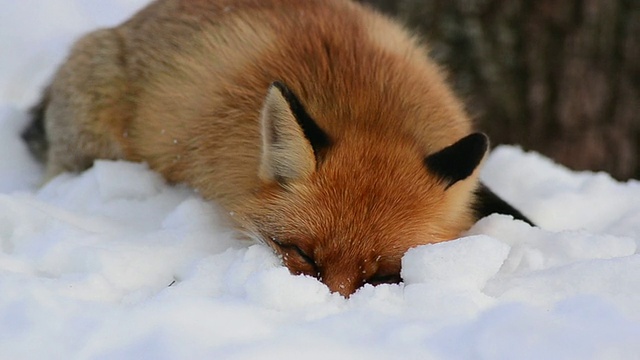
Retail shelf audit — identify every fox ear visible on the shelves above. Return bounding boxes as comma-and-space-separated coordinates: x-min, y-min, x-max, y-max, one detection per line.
424, 132, 489, 189
259, 81, 331, 183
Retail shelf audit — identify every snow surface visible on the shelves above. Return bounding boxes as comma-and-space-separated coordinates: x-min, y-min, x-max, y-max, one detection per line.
2, 1, 640, 359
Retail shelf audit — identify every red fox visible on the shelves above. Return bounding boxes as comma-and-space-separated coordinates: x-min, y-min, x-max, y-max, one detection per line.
22, 0, 531, 296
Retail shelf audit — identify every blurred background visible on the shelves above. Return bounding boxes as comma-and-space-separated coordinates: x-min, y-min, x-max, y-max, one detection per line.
358, 0, 639, 180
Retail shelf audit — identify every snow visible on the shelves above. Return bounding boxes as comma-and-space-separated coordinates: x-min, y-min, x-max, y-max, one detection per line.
2, 1, 640, 359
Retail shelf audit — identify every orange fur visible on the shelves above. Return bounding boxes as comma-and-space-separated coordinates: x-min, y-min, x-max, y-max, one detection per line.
37, 0, 486, 296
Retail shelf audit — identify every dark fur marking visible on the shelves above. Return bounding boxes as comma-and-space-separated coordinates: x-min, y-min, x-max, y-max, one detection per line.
474, 183, 534, 225
21, 89, 50, 163
271, 81, 332, 160
424, 132, 488, 189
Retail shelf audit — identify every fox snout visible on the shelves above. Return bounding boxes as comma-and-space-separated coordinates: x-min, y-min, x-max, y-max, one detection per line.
268, 236, 403, 297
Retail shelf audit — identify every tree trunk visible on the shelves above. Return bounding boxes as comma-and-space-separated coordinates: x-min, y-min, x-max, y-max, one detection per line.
358, 0, 640, 180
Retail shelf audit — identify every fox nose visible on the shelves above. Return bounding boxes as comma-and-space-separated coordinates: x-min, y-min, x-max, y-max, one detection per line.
321, 273, 361, 297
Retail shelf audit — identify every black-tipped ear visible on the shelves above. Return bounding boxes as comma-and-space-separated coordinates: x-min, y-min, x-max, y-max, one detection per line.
271, 81, 331, 159
259, 82, 331, 183
424, 132, 489, 189
474, 183, 535, 226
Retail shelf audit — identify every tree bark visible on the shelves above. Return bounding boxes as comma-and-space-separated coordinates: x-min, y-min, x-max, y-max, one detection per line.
358, 0, 640, 180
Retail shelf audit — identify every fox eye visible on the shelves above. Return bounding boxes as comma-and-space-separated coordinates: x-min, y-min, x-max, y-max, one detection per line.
290, 244, 315, 266
269, 238, 317, 269
367, 273, 402, 286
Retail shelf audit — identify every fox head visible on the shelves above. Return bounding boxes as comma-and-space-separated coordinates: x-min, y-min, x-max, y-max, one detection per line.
240, 82, 488, 297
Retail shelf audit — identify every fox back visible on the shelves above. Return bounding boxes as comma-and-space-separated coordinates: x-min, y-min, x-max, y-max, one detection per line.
25, 0, 531, 296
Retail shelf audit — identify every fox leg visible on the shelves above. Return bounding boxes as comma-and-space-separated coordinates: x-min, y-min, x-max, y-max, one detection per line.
474, 182, 534, 225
